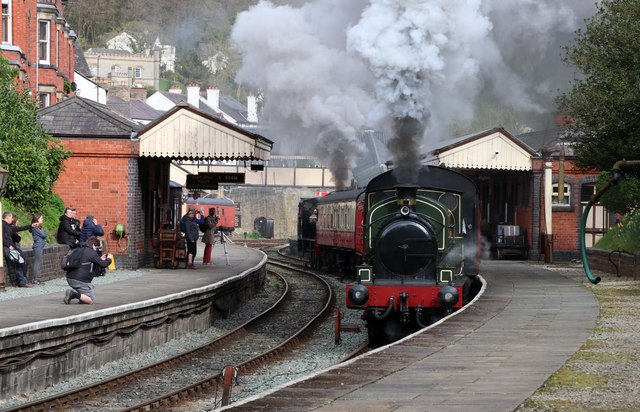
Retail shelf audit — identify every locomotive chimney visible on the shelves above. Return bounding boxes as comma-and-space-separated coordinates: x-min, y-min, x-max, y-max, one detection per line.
395, 184, 418, 207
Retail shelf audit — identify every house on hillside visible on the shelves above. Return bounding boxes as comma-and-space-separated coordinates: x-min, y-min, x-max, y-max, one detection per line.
84, 47, 160, 90
105, 32, 175, 73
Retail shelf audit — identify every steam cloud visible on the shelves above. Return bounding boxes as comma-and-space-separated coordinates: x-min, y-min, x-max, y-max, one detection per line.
231, 0, 595, 186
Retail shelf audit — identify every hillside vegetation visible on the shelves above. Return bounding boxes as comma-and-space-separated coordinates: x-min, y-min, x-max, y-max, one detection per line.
65, 0, 294, 96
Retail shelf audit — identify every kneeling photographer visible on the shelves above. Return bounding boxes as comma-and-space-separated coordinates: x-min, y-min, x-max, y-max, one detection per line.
63, 236, 112, 305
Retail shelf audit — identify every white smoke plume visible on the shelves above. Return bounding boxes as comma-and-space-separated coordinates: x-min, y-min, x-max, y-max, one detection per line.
231, 0, 595, 186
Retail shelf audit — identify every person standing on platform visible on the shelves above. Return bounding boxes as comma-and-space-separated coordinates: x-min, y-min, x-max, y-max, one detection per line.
2, 212, 31, 287
80, 215, 104, 244
184, 209, 201, 269
29, 213, 47, 285
202, 208, 219, 265
63, 236, 112, 305
57, 207, 81, 248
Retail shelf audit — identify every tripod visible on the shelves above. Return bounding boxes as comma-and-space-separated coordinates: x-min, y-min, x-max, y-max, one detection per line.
219, 230, 232, 266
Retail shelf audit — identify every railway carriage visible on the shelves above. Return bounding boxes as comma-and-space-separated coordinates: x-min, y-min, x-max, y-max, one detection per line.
184, 197, 236, 233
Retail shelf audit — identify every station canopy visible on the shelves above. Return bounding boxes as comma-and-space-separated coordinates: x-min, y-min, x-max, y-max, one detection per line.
137, 102, 273, 161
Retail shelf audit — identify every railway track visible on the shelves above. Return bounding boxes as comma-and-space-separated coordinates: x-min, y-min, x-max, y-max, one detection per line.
5, 262, 333, 412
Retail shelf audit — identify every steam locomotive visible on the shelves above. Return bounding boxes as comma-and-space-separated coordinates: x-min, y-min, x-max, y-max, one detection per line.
297, 165, 481, 345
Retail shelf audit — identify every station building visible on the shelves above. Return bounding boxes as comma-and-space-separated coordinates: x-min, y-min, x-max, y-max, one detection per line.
37, 96, 273, 269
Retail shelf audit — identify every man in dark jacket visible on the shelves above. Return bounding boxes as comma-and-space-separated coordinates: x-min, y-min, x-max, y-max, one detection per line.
57, 207, 81, 248
80, 215, 105, 244
63, 236, 112, 304
2, 211, 31, 287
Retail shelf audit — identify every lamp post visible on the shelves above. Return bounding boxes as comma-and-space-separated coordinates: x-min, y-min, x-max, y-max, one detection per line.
0, 166, 10, 291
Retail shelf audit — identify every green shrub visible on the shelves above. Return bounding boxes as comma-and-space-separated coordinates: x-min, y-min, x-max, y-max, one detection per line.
0, 193, 65, 247
594, 209, 640, 254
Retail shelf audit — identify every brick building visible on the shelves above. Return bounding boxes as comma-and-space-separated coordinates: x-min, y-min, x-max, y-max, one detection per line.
37, 96, 273, 269
1, 0, 76, 107
424, 127, 604, 262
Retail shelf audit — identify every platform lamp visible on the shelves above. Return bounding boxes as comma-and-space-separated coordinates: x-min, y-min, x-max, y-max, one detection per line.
0, 166, 9, 291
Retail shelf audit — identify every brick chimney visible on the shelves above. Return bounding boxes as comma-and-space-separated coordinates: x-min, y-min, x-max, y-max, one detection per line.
187, 83, 200, 108
130, 86, 147, 101
247, 92, 258, 123
207, 86, 220, 111
169, 85, 182, 94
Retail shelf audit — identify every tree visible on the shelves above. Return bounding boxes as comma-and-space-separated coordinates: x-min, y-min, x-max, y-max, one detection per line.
0, 57, 70, 212
557, 0, 640, 212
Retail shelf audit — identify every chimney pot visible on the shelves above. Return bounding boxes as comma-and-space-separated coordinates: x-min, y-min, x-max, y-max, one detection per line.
207, 86, 220, 111
187, 84, 201, 109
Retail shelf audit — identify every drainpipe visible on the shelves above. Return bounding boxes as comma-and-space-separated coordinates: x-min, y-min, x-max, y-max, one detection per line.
544, 160, 553, 263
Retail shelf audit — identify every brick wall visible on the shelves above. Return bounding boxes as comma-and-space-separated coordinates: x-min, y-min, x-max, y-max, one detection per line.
53, 138, 144, 269
0, 0, 75, 104
586, 248, 640, 280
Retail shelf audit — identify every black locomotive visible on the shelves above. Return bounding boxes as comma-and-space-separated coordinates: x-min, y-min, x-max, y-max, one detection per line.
298, 165, 482, 345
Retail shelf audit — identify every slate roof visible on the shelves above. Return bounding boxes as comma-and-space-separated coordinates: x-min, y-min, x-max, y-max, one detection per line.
130, 100, 164, 122
107, 97, 164, 123
74, 43, 92, 78
219, 95, 252, 124
37, 96, 141, 137
516, 128, 572, 155
155, 91, 222, 119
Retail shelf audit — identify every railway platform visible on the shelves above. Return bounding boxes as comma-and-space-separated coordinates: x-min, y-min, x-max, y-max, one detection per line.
0, 243, 267, 399
225, 260, 599, 412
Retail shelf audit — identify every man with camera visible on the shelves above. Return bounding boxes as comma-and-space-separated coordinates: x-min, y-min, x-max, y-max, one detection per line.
63, 236, 112, 304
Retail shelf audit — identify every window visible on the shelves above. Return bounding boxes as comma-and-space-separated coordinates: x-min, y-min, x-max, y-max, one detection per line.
38, 93, 50, 108
38, 20, 50, 64
134, 66, 143, 78
112, 65, 121, 74
552, 182, 571, 205
90, 66, 98, 76
1, 0, 10, 44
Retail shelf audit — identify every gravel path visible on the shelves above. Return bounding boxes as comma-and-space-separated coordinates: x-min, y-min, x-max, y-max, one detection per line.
516, 263, 640, 411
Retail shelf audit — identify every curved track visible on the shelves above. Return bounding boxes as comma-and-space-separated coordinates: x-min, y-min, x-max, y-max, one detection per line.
5, 263, 333, 412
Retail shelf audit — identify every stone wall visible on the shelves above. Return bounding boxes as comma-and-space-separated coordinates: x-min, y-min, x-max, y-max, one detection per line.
226, 186, 319, 239
1, 244, 70, 290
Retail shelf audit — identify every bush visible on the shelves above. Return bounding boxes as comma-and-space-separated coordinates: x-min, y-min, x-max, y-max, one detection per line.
594, 209, 640, 254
